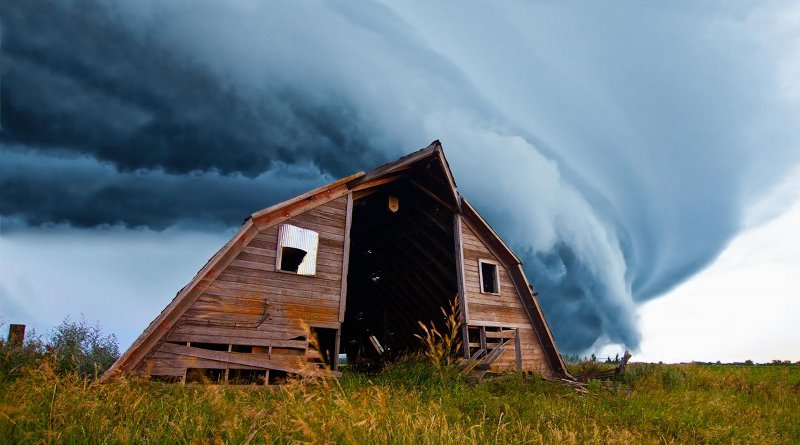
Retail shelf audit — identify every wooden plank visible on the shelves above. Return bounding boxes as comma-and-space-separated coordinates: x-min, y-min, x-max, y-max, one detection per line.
250, 174, 362, 231
288, 210, 347, 229
171, 324, 307, 340
165, 333, 307, 349
348, 144, 436, 185
515, 328, 523, 371
350, 174, 404, 192
209, 280, 341, 303
143, 366, 185, 377
159, 343, 340, 378
484, 330, 518, 339
191, 295, 339, 317
207, 281, 341, 303
467, 303, 530, 319
453, 214, 469, 323
146, 352, 263, 371
410, 179, 457, 213
466, 319, 532, 329
461, 324, 471, 359
333, 329, 341, 372
352, 187, 383, 201
433, 148, 461, 211
339, 193, 353, 323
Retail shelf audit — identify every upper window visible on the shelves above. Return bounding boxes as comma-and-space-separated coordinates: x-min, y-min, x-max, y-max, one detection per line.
479, 259, 500, 294
276, 224, 319, 276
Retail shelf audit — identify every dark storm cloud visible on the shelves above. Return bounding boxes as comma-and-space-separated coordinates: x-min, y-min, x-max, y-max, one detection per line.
0, 0, 387, 177
2, 0, 799, 354
0, 147, 331, 230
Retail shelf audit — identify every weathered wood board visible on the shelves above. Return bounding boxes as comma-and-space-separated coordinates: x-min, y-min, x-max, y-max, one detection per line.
460, 218, 550, 375
136, 196, 349, 378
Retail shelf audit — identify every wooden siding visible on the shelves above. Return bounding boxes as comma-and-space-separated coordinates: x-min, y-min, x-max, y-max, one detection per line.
460, 217, 550, 375
137, 196, 349, 376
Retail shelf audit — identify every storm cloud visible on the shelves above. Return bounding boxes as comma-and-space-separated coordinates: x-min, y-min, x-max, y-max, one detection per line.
2, 0, 799, 353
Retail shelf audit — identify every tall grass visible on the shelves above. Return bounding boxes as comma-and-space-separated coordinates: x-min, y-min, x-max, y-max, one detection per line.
1, 361, 798, 444
414, 296, 462, 367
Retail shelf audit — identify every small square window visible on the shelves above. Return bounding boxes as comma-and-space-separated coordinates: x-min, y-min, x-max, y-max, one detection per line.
276, 224, 319, 276
479, 259, 499, 294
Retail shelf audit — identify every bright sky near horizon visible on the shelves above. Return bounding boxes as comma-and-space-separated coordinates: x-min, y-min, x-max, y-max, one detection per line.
633, 176, 800, 363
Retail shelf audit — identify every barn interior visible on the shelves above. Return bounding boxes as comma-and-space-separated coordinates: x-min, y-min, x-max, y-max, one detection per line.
340, 157, 460, 369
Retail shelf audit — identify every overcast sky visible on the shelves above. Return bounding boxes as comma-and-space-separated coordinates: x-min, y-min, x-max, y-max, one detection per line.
1, 1, 799, 359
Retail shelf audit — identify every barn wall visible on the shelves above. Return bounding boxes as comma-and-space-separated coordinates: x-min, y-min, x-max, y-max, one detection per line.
460, 217, 550, 375
138, 195, 349, 376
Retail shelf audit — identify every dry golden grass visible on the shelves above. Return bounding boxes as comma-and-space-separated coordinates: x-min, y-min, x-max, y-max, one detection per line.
0, 361, 798, 444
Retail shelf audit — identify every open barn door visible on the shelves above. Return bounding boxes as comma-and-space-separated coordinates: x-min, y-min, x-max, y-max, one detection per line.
340, 158, 460, 370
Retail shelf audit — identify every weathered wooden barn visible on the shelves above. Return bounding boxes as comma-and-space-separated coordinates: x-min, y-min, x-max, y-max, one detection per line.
101, 141, 567, 383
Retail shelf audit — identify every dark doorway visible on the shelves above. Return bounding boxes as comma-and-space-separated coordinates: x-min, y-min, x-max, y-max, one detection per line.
310, 327, 338, 369
341, 177, 459, 370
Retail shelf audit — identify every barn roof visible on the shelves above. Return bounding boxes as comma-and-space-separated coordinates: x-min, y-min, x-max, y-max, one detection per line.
101, 141, 567, 381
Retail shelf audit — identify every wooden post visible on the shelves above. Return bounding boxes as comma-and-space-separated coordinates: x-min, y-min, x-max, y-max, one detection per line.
225, 344, 232, 383
454, 214, 470, 359
453, 215, 469, 322
514, 328, 522, 371
461, 324, 471, 359
333, 329, 341, 372
479, 326, 487, 351
338, 192, 354, 323
7, 324, 25, 347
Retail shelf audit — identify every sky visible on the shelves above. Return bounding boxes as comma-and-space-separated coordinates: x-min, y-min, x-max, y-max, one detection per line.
1, 1, 799, 360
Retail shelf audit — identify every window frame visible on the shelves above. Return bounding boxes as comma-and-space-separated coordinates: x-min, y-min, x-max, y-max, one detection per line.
478, 258, 501, 295
275, 224, 319, 276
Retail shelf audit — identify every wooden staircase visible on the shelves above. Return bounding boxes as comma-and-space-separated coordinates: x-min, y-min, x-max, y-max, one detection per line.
459, 325, 520, 381
461, 338, 510, 381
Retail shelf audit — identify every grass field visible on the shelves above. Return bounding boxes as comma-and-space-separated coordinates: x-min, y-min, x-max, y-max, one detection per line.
0, 360, 798, 444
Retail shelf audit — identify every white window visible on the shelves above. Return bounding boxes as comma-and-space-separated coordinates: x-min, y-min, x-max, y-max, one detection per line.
478, 259, 500, 294
276, 224, 319, 276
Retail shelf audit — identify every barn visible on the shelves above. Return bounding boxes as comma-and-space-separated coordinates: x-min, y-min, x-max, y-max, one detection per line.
101, 141, 567, 383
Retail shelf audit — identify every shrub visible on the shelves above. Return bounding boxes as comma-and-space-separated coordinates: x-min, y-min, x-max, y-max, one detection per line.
47, 316, 119, 378
0, 317, 119, 380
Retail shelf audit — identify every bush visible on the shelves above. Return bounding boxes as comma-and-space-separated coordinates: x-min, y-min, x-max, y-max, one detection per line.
48, 316, 119, 378
0, 317, 119, 380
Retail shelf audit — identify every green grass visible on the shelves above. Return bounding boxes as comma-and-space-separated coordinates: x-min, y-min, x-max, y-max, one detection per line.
0, 360, 798, 444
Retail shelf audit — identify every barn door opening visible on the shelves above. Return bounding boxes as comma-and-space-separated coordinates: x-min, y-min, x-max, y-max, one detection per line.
341, 179, 459, 370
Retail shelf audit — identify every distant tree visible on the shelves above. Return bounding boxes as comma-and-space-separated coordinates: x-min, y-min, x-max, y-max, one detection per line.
745, 359, 754, 366
590, 353, 597, 362
560, 354, 584, 364
614, 353, 620, 364
48, 316, 119, 378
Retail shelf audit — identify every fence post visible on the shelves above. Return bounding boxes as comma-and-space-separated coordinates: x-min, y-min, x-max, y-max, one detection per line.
7, 324, 26, 347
